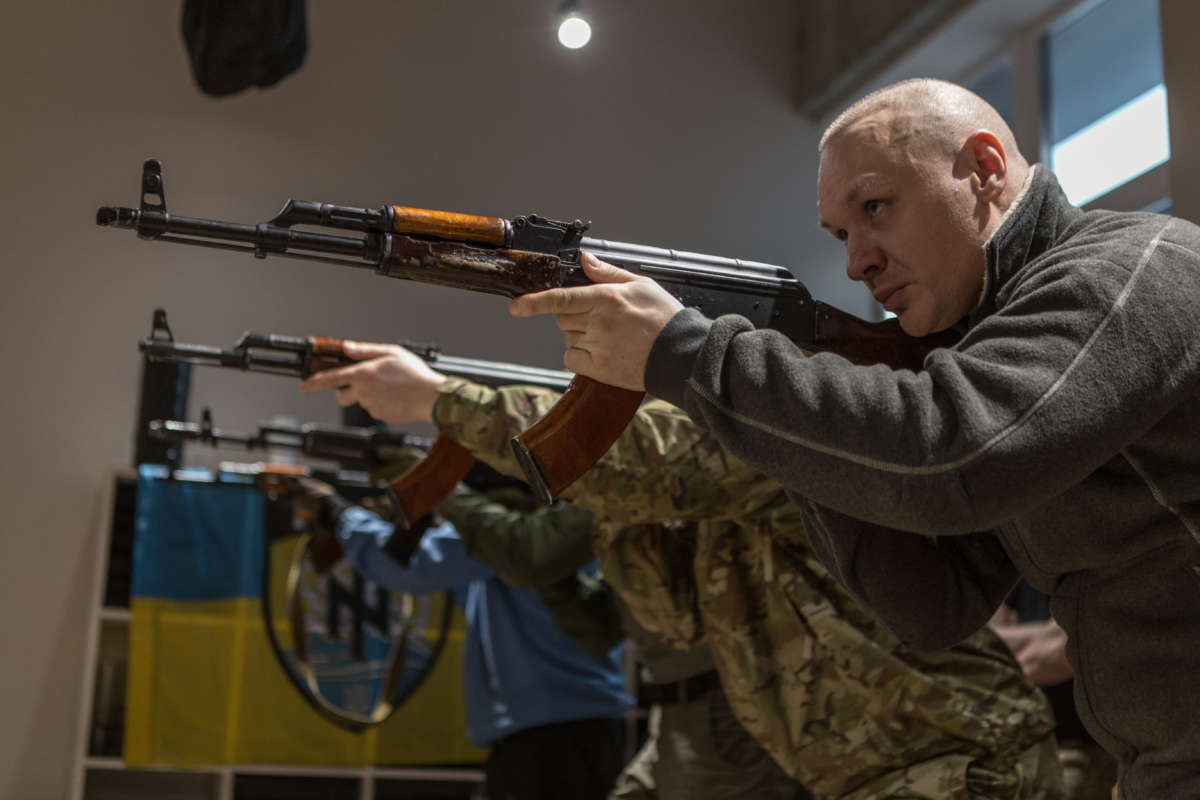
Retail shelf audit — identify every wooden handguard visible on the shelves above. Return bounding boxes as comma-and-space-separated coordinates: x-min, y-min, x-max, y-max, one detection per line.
813, 303, 960, 371
510, 376, 645, 506
391, 206, 507, 246
308, 336, 355, 373
385, 435, 477, 529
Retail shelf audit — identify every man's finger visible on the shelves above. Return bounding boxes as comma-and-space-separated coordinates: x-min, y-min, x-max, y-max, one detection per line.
299, 361, 371, 393
342, 340, 396, 360
335, 386, 357, 407
510, 286, 601, 318
580, 252, 639, 284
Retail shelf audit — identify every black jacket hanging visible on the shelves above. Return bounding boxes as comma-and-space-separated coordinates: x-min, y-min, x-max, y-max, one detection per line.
181, 0, 307, 97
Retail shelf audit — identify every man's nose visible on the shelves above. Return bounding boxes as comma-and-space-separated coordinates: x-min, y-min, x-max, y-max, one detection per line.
845, 237, 882, 282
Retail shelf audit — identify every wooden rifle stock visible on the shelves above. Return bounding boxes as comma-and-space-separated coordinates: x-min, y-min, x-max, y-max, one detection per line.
509, 312, 958, 505
811, 304, 959, 371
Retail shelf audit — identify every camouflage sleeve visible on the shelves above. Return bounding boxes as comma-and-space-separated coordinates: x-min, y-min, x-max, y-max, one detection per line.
436, 483, 598, 587
433, 380, 776, 524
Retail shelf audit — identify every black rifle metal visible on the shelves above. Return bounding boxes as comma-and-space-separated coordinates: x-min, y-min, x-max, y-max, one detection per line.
138, 309, 573, 390
101, 159, 823, 335
148, 408, 432, 472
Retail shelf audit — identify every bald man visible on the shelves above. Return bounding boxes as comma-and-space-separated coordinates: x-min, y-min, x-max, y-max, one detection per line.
506, 79, 1200, 799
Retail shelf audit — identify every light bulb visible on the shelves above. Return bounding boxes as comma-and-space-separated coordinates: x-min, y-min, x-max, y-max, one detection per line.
558, 14, 592, 49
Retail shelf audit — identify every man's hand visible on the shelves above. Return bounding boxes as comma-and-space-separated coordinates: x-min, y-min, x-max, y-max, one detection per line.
298, 340, 445, 424
508, 253, 684, 392
255, 473, 336, 521
988, 609, 1074, 687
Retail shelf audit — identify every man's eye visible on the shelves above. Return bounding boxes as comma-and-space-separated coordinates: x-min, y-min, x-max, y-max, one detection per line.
865, 199, 885, 216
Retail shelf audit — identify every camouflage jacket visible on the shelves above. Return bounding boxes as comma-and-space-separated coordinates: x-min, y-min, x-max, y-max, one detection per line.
433, 380, 1058, 798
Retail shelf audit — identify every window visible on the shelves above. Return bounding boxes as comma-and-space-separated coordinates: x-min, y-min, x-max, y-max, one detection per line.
1042, 0, 1168, 206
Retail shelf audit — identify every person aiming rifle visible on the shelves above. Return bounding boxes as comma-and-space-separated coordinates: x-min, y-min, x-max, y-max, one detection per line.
499, 79, 1200, 799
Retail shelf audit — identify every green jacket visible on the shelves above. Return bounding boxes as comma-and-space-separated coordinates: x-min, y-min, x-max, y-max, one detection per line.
432, 380, 1060, 799
435, 482, 719, 683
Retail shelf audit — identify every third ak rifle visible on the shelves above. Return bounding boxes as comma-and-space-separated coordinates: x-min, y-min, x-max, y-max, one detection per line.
147, 407, 433, 472
139, 309, 571, 530
103, 160, 959, 503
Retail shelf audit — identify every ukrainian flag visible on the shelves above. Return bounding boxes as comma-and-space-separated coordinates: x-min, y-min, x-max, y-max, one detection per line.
125, 464, 486, 766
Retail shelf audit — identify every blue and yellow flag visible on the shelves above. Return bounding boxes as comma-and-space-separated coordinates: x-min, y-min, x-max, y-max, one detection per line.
125, 465, 486, 766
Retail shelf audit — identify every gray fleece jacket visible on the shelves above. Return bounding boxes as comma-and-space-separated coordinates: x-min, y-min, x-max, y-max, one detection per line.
645, 166, 1200, 800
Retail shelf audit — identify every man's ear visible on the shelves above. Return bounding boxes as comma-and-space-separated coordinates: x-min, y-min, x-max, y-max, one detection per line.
965, 130, 1007, 202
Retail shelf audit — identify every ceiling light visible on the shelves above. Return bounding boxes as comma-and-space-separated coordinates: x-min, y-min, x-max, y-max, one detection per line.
557, 0, 592, 49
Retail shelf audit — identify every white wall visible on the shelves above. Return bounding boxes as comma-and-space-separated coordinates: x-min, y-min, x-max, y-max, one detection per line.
0, 2, 863, 797
1162, 0, 1200, 223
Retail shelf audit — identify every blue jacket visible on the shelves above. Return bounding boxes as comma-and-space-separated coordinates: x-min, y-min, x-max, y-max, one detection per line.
335, 506, 631, 747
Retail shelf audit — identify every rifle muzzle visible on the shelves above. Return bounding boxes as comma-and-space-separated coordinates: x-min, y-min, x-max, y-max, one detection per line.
97, 206, 139, 228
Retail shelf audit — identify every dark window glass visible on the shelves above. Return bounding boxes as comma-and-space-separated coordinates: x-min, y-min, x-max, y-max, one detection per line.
1043, 0, 1168, 204
1044, 0, 1162, 143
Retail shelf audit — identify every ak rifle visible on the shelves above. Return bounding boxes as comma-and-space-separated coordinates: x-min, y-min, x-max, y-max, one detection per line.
139, 309, 570, 528
147, 407, 433, 472
102, 159, 958, 503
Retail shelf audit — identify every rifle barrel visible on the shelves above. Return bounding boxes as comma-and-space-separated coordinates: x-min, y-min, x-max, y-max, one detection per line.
149, 418, 433, 470
427, 354, 571, 390
580, 236, 792, 280
140, 339, 310, 377
98, 206, 382, 269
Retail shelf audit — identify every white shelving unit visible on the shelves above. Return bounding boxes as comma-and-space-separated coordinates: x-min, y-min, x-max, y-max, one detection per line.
70, 469, 485, 800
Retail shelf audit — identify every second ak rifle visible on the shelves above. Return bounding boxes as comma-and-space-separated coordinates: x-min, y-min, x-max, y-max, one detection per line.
104, 160, 959, 503
140, 309, 571, 530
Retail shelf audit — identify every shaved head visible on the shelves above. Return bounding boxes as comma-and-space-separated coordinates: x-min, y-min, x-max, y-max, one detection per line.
815, 79, 1033, 336
819, 78, 1026, 171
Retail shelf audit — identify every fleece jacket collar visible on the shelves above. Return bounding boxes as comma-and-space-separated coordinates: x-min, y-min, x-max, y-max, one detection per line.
969, 165, 1085, 326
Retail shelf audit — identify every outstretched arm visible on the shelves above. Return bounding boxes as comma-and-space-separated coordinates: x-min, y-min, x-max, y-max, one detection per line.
514, 226, 1200, 538
433, 381, 775, 525
436, 484, 597, 587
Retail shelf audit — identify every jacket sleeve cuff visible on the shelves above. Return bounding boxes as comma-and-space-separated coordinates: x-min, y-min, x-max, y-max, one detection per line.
644, 308, 714, 408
